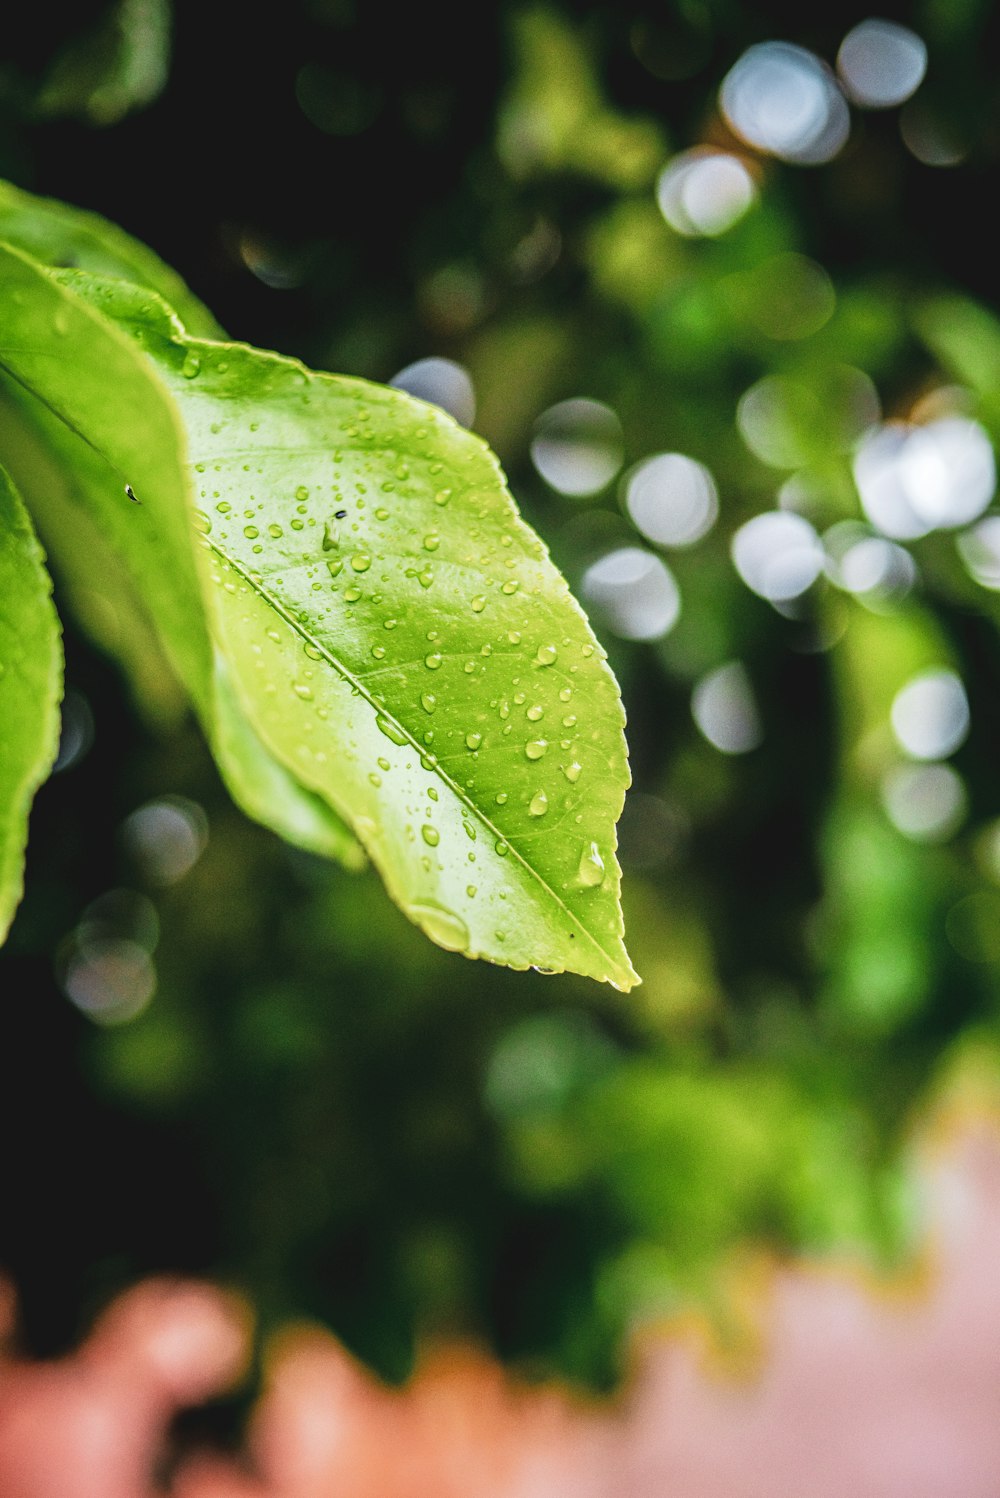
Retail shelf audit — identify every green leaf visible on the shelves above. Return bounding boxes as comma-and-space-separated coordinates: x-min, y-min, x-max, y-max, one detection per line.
0, 241, 361, 869
0, 178, 220, 338
60, 272, 636, 986
0, 463, 62, 945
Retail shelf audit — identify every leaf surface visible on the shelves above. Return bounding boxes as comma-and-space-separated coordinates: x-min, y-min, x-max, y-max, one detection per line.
65, 274, 636, 985
0, 464, 62, 944
0, 242, 361, 867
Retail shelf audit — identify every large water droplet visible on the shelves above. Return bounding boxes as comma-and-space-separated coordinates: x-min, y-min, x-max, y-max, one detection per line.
375, 713, 408, 745
421, 692, 437, 713
576, 842, 606, 887
425, 652, 443, 670
421, 824, 440, 847
466, 732, 483, 750
529, 790, 549, 817
535, 644, 558, 666
351, 554, 372, 572
181, 350, 201, 379
410, 900, 468, 952
525, 739, 548, 760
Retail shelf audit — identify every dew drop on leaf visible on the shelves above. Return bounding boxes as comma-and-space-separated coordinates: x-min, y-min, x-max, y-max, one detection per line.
525, 739, 548, 760
410, 900, 468, 951
375, 713, 408, 746
421, 824, 440, 847
576, 841, 606, 888
529, 790, 549, 817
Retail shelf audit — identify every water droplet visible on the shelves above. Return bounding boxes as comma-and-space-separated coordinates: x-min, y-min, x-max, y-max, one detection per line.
495, 840, 509, 856
344, 584, 361, 601
268, 523, 283, 539
377, 757, 390, 771
351, 554, 372, 572
369, 772, 382, 787
559, 687, 572, 702
296, 485, 310, 501
322, 523, 339, 550
293, 682, 313, 700
471, 595, 486, 613
420, 693, 437, 714
466, 884, 477, 898
434, 489, 452, 507
244, 524, 259, 539
423, 534, 440, 551
411, 901, 468, 953
576, 842, 606, 888
495, 792, 508, 805
418, 569, 434, 589
529, 790, 549, 817
181, 350, 201, 379
508, 631, 521, 645
304, 643, 323, 660
563, 761, 582, 783
562, 714, 577, 728
525, 740, 548, 760
290, 518, 304, 531
375, 713, 408, 745
193, 509, 211, 534
526, 704, 544, 722
371, 644, 386, 659
501, 580, 520, 595
535, 644, 558, 666
425, 653, 443, 670
421, 824, 440, 847
466, 732, 483, 751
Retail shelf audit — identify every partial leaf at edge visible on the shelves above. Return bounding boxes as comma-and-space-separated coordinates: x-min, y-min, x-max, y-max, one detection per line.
59, 273, 637, 987
0, 178, 221, 338
0, 242, 362, 869
0, 463, 63, 945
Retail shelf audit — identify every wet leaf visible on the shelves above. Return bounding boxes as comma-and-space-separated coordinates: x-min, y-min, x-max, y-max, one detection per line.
0, 242, 635, 985
0, 242, 361, 869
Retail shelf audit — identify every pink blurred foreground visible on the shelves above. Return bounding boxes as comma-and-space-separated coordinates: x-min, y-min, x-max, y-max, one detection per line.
4, 1115, 1000, 1498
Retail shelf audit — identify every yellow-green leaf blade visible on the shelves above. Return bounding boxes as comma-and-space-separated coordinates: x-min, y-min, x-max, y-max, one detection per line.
87, 278, 636, 986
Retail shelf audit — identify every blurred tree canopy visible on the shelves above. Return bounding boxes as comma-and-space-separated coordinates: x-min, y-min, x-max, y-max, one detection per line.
4, 0, 1000, 1400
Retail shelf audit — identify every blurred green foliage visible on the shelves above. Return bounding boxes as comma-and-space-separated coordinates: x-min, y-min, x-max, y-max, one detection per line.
5, 0, 1000, 1396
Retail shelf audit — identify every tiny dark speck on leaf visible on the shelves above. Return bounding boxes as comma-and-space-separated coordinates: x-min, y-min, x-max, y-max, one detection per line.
125, 484, 140, 503
334, 509, 347, 519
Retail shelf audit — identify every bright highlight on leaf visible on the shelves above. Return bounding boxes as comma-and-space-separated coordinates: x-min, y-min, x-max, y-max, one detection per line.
0, 186, 636, 987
